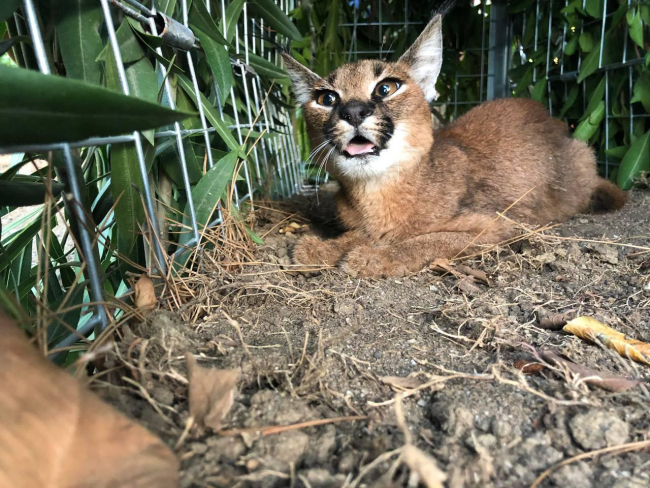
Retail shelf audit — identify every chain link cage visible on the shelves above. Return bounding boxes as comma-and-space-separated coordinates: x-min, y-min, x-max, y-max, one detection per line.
1, 0, 305, 358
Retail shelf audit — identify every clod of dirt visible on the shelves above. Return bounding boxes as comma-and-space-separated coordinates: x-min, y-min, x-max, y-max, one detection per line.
257, 430, 310, 469
549, 462, 594, 488
518, 433, 564, 471
297, 468, 347, 487
569, 410, 630, 450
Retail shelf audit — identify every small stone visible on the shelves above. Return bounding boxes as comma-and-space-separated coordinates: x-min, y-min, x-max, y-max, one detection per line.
474, 415, 492, 432
579, 218, 589, 224
190, 442, 208, 455
298, 468, 345, 487
491, 418, 513, 440
151, 385, 175, 406
549, 462, 593, 488
569, 410, 629, 450
338, 451, 357, 472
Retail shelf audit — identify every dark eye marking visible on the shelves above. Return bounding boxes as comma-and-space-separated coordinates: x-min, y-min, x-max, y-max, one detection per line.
315, 90, 339, 107
373, 79, 402, 99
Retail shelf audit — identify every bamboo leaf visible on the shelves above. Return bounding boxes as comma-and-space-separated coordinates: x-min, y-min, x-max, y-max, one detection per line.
240, 52, 288, 79
576, 45, 600, 83
56, 0, 103, 84
0, 35, 30, 57
176, 73, 243, 154
224, 0, 246, 43
0, 180, 65, 207
189, 0, 229, 46
110, 143, 147, 254
617, 130, 650, 190
194, 25, 234, 100
573, 100, 604, 142
0, 65, 191, 146
250, 0, 303, 41
564, 34, 578, 56
180, 151, 239, 245
585, 0, 603, 18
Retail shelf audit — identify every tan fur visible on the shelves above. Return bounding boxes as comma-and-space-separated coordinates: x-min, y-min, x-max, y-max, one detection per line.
284, 20, 626, 278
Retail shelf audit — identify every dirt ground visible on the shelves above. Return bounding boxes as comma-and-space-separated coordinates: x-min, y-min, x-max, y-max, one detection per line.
97, 188, 650, 488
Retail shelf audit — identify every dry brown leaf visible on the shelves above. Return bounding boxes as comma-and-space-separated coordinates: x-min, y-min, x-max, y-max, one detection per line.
134, 274, 157, 315
455, 264, 489, 285
185, 352, 239, 430
429, 258, 457, 275
380, 375, 425, 390
514, 360, 545, 375
402, 444, 447, 488
457, 275, 481, 295
540, 350, 643, 392
563, 316, 650, 365
0, 314, 178, 488
538, 311, 574, 330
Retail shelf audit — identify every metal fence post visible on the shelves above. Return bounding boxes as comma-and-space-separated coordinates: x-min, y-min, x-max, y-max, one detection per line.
487, 0, 509, 100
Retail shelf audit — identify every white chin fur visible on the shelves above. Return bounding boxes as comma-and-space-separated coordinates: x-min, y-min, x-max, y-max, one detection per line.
332, 127, 410, 180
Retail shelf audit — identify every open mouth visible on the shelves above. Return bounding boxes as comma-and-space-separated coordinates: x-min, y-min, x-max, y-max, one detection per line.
342, 136, 378, 158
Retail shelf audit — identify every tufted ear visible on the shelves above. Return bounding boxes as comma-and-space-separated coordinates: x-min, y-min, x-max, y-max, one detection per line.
281, 53, 322, 105
398, 14, 443, 102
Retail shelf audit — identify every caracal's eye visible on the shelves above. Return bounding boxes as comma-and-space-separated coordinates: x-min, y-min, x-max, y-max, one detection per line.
316, 91, 339, 107
374, 80, 401, 98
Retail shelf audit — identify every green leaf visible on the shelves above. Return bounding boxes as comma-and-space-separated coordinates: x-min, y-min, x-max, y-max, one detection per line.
630, 73, 650, 113
0, 0, 20, 23
531, 78, 547, 103
180, 151, 239, 245
56, 0, 103, 84
578, 32, 595, 53
577, 45, 601, 83
564, 35, 578, 56
0, 65, 191, 146
194, 25, 234, 100
110, 143, 146, 253
250, 0, 303, 42
224, 0, 246, 43
241, 52, 288, 79
0, 180, 65, 207
559, 84, 579, 118
0, 215, 54, 274
324, 0, 340, 48
626, 8, 644, 49
605, 146, 629, 159
159, 0, 178, 15
582, 77, 606, 119
189, 0, 229, 46
177, 73, 243, 154
573, 100, 604, 142
96, 19, 146, 64
126, 17, 164, 48
617, 130, 650, 190
0, 35, 30, 57
585, 0, 603, 18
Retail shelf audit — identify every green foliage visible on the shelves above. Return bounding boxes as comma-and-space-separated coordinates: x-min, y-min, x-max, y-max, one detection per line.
0, 0, 299, 356
509, 0, 649, 187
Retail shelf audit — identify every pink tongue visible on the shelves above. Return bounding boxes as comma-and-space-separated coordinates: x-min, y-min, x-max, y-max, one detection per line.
344, 142, 375, 156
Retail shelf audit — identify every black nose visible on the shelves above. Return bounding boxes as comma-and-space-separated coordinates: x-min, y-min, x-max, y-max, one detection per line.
339, 101, 374, 126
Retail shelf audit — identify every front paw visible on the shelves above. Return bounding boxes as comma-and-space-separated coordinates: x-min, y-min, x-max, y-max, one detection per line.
340, 247, 409, 278
292, 235, 338, 266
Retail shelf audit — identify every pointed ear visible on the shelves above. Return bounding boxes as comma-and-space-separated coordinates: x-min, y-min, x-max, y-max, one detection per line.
281, 53, 322, 105
398, 14, 443, 102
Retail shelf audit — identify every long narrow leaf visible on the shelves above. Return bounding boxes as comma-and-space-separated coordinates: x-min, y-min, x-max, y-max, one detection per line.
0, 65, 192, 146
56, 0, 103, 84
250, 0, 303, 41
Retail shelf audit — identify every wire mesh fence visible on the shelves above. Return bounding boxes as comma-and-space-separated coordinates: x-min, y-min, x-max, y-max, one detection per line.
0, 0, 304, 357
508, 0, 649, 181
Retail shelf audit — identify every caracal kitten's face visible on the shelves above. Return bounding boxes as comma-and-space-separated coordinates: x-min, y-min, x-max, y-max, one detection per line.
283, 16, 444, 180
